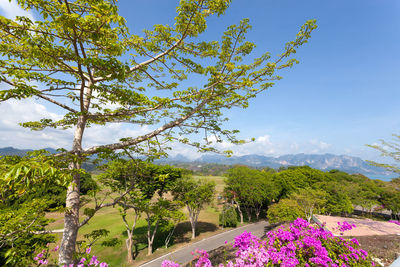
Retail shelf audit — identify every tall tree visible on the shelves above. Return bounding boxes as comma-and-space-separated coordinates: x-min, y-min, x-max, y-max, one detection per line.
172, 177, 215, 239
0, 0, 316, 264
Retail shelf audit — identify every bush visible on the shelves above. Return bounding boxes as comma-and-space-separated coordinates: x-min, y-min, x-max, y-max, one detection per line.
219, 205, 238, 227
163, 218, 374, 266
267, 199, 305, 224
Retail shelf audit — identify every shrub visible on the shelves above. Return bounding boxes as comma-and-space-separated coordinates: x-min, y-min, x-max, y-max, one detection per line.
219, 205, 238, 228
267, 199, 305, 224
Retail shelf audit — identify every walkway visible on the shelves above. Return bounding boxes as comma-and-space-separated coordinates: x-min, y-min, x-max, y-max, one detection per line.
140, 220, 270, 266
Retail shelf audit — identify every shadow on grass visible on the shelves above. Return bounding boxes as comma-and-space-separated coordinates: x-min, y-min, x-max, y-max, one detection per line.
121, 220, 218, 258
173, 221, 219, 243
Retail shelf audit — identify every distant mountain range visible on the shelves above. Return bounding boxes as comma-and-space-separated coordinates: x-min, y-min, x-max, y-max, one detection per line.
0, 147, 58, 156
158, 153, 394, 178
0, 147, 395, 179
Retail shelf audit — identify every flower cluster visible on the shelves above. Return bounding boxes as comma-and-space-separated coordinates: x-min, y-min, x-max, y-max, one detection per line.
34, 244, 108, 267
192, 249, 212, 267
337, 221, 356, 233
162, 218, 374, 267
389, 220, 400, 226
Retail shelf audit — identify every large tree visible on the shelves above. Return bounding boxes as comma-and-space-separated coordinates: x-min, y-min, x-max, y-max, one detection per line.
0, 0, 316, 264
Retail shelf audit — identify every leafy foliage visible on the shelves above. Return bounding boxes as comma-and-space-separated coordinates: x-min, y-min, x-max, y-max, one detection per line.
0, 152, 68, 266
172, 176, 215, 239
225, 166, 278, 222
219, 204, 238, 228
267, 199, 305, 224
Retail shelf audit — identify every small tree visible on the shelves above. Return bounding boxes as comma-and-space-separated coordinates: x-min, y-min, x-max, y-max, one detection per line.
172, 177, 215, 239
142, 198, 184, 255
289, 188, 327, 222
225, 166, 256, 223
225, 166, 278, 222
267, 199, 305, 224
219, 204, 238, 228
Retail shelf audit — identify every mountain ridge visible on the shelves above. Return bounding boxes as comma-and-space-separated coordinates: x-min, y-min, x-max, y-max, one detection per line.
0, 147, 394, 178
160, 152, 393, 178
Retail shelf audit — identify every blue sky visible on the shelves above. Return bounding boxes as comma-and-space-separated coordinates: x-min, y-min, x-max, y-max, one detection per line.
0, 0, 399, 161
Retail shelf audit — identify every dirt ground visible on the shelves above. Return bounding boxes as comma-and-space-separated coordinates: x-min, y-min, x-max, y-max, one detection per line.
356, 235, 400, 266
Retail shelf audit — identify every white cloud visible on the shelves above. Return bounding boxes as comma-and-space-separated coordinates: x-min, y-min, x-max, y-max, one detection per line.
167, 134, 336, 159
0, 99, 72, 149
0, 0, 34, 21
83, 124, 153, 149
0, 98, 338, 158
0, 99, 156, 150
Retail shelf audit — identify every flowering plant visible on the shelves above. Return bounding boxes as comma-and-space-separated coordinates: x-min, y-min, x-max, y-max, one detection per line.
163, 218, 374, 267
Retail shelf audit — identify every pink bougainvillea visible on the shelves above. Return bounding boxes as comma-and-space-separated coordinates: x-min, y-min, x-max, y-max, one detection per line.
163, 218, 374, 267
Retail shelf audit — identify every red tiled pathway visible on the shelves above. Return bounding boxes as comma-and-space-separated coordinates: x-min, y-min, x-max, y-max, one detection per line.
314, 215, 400, 236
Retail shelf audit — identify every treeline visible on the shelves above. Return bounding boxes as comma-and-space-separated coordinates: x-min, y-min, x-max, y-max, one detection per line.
222, 165, 400, 225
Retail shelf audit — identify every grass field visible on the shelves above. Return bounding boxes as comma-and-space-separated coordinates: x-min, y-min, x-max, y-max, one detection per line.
46, 175, 228, 266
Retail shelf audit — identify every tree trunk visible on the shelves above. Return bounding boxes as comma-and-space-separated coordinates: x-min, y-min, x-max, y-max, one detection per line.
234, 200, 243, 224
147, 241, 152, 256
59, 169, 80, 265
245, 207, 252, 222
188, 207, 198, 240
255, 206, 261, 220
147, 219, 159, 256
59, 116, 86, 265
126, 231, 133, 263
191, 221, 196, 239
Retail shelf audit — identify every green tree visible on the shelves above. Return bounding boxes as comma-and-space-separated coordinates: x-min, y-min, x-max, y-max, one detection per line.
267, 199, 305, 224
318, 181, 353, 215
142, 198, 184, 256
225, 166, 278, 222
225, 166, 256, 223
289, 187, 328, 222
380, 187, 400, 220
99, 159, 183, 259
172, 177, 215, 239
0, 0, 316, 263
219, 204, 238, 227
273, 166, 330, 200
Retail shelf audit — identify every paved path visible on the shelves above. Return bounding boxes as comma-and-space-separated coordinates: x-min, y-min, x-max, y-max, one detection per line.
140, 221, 270, 267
